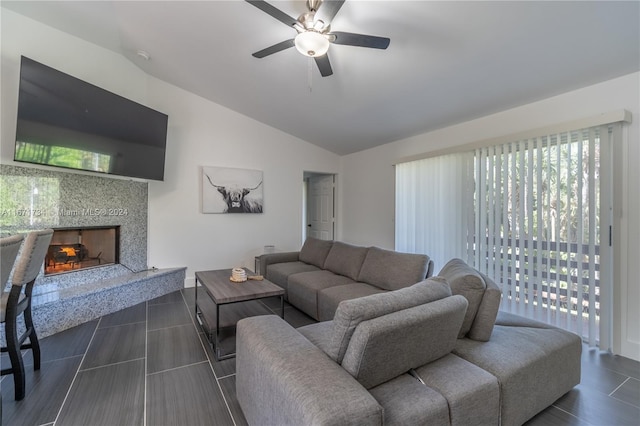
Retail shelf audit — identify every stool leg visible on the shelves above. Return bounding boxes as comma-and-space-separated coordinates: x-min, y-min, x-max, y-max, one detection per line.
24, 303, 40, 371
6, 314, 26, 400
24, 312, 40, 370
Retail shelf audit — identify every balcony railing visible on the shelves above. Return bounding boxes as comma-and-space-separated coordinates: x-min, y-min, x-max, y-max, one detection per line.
473, 236, 600, 321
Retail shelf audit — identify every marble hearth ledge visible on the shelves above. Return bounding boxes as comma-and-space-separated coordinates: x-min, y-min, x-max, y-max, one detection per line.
30, 267, 186, 338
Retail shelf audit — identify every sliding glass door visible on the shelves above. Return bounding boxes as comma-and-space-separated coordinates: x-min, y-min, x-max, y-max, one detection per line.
396, 122, 623, 348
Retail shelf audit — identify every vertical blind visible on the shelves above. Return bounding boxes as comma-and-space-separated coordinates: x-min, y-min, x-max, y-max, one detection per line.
472, 125, 612, 347
396, 123, 620, 348
395, 152, 474, 270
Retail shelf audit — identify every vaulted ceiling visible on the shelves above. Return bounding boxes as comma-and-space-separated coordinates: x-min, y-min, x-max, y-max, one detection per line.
3, 1, 639, 155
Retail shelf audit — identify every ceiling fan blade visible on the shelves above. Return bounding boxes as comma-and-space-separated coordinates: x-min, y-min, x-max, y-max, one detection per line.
330, 31, 390, 49
245, 0, 298, 27
314, 0, 345, 25
252, 39, 295, 58
314, 54, 333, 77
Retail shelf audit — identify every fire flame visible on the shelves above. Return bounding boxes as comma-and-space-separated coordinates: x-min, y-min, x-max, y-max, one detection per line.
60, 247, 77, 256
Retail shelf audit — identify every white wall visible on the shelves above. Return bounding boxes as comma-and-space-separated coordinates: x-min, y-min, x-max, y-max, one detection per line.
1, 9, 340, 287
340, 72, 640, 360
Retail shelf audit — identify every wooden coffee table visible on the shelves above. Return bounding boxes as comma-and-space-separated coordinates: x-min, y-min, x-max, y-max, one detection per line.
195, 268, 284, 360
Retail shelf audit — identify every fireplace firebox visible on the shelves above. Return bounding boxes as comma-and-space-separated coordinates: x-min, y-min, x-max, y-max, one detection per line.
45, 226, 120, 275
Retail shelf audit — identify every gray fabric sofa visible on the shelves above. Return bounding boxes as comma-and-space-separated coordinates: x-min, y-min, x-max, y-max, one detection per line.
257, 238, 434, 321
237, 258, 582, 426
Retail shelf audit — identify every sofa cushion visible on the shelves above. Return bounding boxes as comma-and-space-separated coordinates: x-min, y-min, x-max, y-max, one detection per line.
288, 270, 356, 320
323, 241, 369, 280
317, 283, 386, 322
341, 295, 468, 389
453, 324, 582, 426
266, 261, 320, 297
298, 237, 333, 269
439, 258, 487, 338
258, 251, 300, 276
494, 310, 558, 329
327, 277, 452, 363
297, 320, 335, 354
414, 354, 500, 426
369, 374, 450, 425
357, 246, 430, 291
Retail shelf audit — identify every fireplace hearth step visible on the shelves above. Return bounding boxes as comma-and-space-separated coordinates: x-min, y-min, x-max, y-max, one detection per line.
1, 267, 186, 341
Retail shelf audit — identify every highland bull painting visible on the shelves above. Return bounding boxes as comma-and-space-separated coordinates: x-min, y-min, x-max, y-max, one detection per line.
202, 166, 263, 213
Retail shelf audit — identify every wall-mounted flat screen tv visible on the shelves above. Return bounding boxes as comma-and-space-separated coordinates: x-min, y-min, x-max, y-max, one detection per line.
14, 56, 168, 181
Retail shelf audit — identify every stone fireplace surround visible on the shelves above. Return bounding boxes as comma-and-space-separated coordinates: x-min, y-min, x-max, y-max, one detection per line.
0, 164, 185, 338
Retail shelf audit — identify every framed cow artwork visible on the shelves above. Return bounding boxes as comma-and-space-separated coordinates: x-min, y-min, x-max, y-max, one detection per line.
201, 166, 263, 213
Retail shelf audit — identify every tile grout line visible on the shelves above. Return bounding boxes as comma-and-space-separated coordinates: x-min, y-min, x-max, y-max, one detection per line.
97, 319, 146, 331
51, 317, 102, 425
143, 299, 149, 426
146, 360, 210, 377
77, 357, 146, 373
217, 372, 236, 380
609, 377, 630, 397
583, 349, 640, 382
23, 353, 85, 369
147, 300, 185, 307
181, 288, 238, 426
147, 321, 194, 333
607, 377, 640, 409
608, 394, 640, 410
549, 404, 592, 424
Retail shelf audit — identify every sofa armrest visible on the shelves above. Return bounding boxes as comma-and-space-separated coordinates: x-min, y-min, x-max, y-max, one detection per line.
258, 251, 300, 276
236, 315, 383, 426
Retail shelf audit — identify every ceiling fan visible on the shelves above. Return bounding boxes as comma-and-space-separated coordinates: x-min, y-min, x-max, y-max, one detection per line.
246, 0, 390, 77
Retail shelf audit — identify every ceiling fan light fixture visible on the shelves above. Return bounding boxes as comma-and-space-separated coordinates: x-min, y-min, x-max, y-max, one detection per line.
295, 31, 330, 57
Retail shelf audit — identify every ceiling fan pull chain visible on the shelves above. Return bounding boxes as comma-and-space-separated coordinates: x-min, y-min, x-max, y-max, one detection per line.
308, 57, 313, 92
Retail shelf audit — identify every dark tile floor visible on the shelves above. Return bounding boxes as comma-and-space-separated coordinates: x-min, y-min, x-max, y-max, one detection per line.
1, 288, 638, 426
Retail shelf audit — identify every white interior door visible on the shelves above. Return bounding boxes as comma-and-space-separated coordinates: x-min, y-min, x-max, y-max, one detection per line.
307, 175, 334, 241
